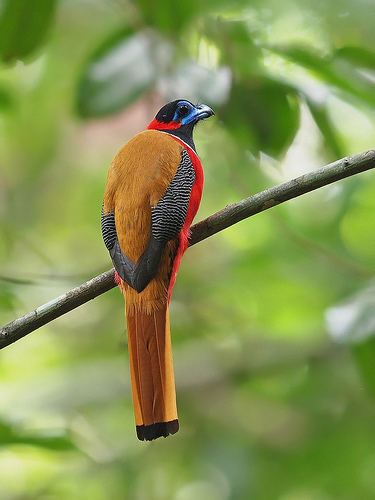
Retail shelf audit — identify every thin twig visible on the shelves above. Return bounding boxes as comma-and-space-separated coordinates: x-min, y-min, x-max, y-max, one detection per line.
1, 150, 374, 349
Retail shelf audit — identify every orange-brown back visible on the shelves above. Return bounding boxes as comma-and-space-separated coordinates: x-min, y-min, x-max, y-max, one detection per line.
103, 129, 182, 314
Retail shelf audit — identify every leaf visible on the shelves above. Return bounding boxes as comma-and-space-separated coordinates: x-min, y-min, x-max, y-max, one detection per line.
159, 60, 231, 106
326, 282, 375, 397
4, 433, 77, 451
0, 0, 57, 63
326, 282, 375, 345
334, 46, 375, 71
76, 29, 171, 118
136, 0, 245, 35
0, 419, 77, 451
305, 97, 345, 159
136, 0, 197, 34
205, 19, 261, 77
220, 77, 300, 157
268, 44, 375, 108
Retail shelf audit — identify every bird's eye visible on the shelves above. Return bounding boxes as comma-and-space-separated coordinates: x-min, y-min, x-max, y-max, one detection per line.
178, 105, 190, 117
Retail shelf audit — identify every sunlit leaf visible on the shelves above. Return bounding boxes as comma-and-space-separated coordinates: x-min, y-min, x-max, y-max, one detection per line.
268, 44, 375, 108
221, 77, 300, 157
76, 29, 171, 118
305, 97, 345, 159
159, 60, 231, 106
0, 0, 57, 63
136, 0, 247, 35
326, 283, 375, 397
137, 0, 197, 34
205, 19, 261, 77
326, 282, 375, 344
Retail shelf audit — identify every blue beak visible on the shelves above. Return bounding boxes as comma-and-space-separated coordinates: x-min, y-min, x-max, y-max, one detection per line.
193, 104, 215, 121
182, 104, 215, 125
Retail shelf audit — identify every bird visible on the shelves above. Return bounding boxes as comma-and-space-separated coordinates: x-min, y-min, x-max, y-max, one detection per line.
101, 99, 214, 441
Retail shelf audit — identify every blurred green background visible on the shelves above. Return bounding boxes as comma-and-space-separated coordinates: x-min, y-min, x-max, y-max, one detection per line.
1, 0, 375, 498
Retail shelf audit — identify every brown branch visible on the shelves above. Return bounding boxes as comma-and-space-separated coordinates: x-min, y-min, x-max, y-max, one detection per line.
1, 150, 374, 349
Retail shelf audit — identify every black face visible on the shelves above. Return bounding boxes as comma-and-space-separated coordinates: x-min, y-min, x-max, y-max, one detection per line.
154, 99, 214, 125
155, 100, 193, 123
152, 99, 214, 152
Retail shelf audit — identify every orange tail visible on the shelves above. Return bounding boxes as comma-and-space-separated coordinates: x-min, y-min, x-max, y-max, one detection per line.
126, 305, 179, 441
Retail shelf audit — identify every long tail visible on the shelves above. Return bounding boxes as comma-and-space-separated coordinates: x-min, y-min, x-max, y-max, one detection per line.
126, 304, 179, 441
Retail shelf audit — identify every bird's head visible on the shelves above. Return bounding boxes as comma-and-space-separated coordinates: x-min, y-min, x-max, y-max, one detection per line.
147, 99, 214, 133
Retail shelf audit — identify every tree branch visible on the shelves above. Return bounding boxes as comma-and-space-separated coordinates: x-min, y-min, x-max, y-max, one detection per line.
1, 150, 374, 349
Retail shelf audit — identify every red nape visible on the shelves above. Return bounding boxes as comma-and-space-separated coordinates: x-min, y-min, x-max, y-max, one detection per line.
147, 119, 180, 131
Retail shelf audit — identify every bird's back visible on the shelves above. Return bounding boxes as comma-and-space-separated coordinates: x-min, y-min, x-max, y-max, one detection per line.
103, 129, 182, 313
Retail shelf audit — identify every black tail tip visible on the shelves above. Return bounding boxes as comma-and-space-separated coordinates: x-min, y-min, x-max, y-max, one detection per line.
136, 419, 179, 441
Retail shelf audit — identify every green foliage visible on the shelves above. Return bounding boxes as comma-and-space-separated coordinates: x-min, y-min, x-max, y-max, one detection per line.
353, 338, 375, 398
0, 419, 76, 450
269, 44, 375, 108
221, 77, 300, 156
306, 98, 345, 159
0, 0, 375, 498
334, 46, 375, 71
76, 28, 162, 117
326, 282, 375, 399
0, 84, 13, 110
0, 0, 57, 63
205, 18, 261, 76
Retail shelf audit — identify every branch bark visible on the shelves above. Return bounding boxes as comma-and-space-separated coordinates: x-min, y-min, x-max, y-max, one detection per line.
1, 150, 374, 349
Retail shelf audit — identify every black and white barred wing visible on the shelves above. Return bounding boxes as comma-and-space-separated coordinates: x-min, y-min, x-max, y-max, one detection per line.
101, 206, 134, 288
151, 149, 195, 242
100, 148, 195, 293
101, 208, 116, 252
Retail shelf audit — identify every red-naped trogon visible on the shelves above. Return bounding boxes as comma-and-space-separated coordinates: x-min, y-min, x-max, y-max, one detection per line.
101, 100, 214, 441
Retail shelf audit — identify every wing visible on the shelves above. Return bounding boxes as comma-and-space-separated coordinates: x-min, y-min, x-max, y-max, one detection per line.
151, 149, 195, 242
101, 208, 135, 288
102, 148, 195, 293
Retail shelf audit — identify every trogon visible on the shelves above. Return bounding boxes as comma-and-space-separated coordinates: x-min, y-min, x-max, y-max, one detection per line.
101, 99, 214, 441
